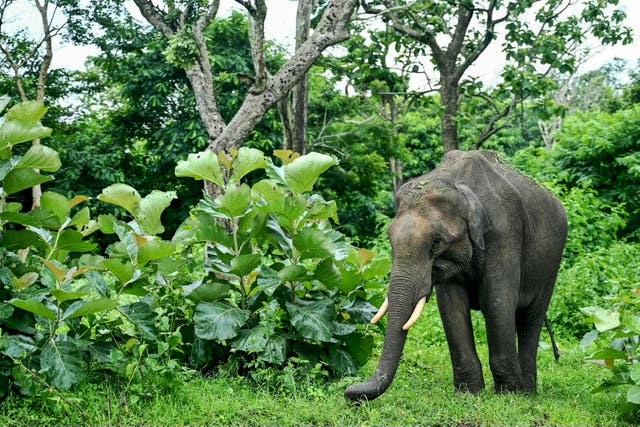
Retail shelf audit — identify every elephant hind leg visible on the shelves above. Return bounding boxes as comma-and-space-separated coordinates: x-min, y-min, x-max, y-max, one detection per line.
516, 304, 548, 392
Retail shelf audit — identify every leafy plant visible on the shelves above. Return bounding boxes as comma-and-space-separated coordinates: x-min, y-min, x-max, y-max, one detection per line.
0, 98, 192, 401
581, 288, 640, 421
175, 147, 389, 376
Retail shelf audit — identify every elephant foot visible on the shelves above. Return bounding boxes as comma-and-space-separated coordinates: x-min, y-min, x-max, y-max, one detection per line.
493, 378, 524, 394
453, 367, 485, 394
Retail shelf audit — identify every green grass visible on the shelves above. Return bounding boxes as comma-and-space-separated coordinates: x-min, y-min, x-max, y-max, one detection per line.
0, 314, 631, 426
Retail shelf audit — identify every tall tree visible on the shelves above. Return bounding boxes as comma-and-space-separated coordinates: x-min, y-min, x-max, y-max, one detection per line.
130, 0, 357, 154
362, 0, 633, 152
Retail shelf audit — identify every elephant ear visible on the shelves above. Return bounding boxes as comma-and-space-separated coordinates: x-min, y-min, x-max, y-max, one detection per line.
455, 182, 491, 251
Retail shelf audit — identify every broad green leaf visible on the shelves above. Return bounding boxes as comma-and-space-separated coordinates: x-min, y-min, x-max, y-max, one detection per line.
70, 206, 91, 227
286, 299, 335, 342
581, 307, 621, 332
623, 313, 640, 335
229, 254, 261, 276
630, 362, 640, 384
1, 334, 36, 359
344, 297, 377, 323
194, 301, 250, 341
232, 325, 270, 353
329, 347, 358, 374
230, 147, 267, 184
3, 168, 52, 195
262, 333, 287, 364
9, 298, 56, 320
192, 212, 234, 247
0, 208, 60, 229
256, 267, 282, 296
102, 258, 135, 284
41, 191, 70, 224
314, 259, 342, 289
40, 339, 84, 390
305, 195, 338, 223
51, 289, 89, 303
337, 268, 363, 295
183, 279, 230, 302
252, 179, 286, 202
175, 151, 224, 186
63, 298, 118, 319
137, 190, 177, 235
0, 100, 52, 149
113, 222, 138, 262
343, 333, 374, 367
15, 144, 61, 172
580, 329, 599, 348
293, 228, 335, 260
217, 183, 252, 218
0, 229, 48, 252
628, 385, 640, 405
586, 348, 627, 361
283, 152, 337, 194
277, 264, 307, 282
137, 239, 176, 264
56, 229, 97, 253
119, 300, 157, 339
97, 214, 117, 234
98, 183, 141, 217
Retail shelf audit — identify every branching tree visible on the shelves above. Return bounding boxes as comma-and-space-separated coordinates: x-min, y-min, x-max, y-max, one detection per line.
130, 0, 358, 155
361, 0, 633, 152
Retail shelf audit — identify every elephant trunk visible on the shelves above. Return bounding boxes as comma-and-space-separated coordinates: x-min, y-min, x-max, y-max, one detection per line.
345, 271, 430, 402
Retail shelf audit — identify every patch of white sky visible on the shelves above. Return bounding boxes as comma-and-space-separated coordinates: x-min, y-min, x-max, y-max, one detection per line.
8, 0, 640, 89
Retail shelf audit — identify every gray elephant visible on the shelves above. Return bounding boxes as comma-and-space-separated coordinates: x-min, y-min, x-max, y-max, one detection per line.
345, 150, 567, 401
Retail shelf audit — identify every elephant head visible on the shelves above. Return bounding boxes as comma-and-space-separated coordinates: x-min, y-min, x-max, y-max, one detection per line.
344, 181, 490, 401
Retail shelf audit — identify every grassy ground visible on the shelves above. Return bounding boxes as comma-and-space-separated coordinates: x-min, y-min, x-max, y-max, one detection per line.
0, 314, 629, 426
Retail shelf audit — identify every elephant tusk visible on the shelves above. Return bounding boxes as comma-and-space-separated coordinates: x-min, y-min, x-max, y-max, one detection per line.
402, 296, 427, 330
370, 297, 389, 324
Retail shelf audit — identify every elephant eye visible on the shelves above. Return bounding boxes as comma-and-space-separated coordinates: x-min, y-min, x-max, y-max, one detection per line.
431, 237, 446, 255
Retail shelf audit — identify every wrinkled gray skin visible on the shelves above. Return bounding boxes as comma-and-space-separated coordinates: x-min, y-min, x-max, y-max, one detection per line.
345, 150, 568, 401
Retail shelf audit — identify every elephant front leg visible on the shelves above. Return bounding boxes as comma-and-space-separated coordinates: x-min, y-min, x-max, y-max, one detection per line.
436, 283, 485, 393
484, 305, 524, 393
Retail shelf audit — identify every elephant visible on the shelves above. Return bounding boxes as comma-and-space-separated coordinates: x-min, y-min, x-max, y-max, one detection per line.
345, 150, 568, 402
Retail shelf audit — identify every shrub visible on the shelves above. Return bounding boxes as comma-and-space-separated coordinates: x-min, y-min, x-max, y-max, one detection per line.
549, 242, 640, 338
581, 286, 640, 422
174, 148, 388, 376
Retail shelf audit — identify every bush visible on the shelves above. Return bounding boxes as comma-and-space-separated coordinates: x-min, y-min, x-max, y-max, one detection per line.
581, 286, 640, 422
0, 99, 388, 402
549, 242, 640, 339
174, 148, 388, 376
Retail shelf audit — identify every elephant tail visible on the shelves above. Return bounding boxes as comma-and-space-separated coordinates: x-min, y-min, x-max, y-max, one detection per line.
544, 316, 560, 362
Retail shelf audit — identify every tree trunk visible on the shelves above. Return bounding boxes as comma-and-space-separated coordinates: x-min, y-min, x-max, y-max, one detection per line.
210, 0, 356, 152
440, 77, 460, 153
31, 0, 55, 209
287, 0, 313, 154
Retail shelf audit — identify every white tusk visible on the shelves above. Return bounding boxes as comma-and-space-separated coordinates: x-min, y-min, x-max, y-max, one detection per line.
402, 296, 427, 331
370, 297, 389, 324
